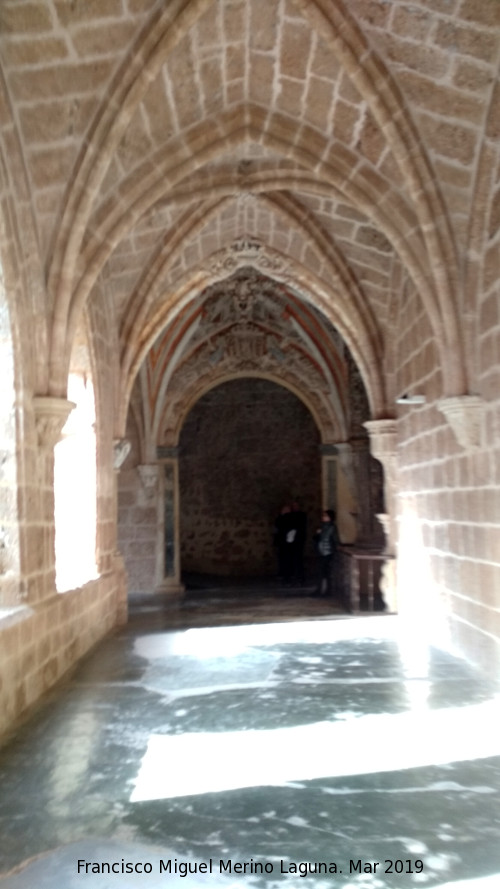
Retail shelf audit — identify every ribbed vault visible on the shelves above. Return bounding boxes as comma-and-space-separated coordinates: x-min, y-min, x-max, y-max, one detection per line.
131, 265, 359, 453
1, 0, 498, 425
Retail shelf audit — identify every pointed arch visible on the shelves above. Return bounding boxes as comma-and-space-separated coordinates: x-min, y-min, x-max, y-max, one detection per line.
47, 0, 214, 322
169, 371, 332, 448
117, 244, 387, 435
290, 0, 461, 343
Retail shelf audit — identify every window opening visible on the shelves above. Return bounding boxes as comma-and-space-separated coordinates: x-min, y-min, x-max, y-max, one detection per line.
54, 372, 98, 591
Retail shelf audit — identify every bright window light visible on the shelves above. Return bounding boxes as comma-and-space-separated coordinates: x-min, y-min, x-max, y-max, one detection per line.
54, 373, 98, 592
131, 697, 500, 802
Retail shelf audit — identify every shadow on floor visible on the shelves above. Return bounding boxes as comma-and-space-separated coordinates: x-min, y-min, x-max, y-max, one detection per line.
128, 572, 353, 632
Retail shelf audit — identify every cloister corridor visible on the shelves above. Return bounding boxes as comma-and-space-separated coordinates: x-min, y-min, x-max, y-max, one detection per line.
1, 0, 500, 886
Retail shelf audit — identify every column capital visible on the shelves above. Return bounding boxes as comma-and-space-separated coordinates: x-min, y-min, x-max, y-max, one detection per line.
137, 463, 159, 498
363, 419, 397, 463
33, 396, 75, 450
437, 395, 484, 450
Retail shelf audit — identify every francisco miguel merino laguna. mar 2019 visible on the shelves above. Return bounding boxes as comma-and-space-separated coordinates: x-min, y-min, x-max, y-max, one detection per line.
77, 857, 425, 876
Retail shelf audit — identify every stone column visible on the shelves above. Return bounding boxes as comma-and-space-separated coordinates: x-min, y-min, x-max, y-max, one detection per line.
111, 438, 131, 625
363, 419, 398, 612
349, 437, 372, 543
334, 441, 359, 544
320, 444, 337, 512
112, 437, 131, 561
155, 446, 184, 597
32, 395, 75, 604
320, 443, 358, 543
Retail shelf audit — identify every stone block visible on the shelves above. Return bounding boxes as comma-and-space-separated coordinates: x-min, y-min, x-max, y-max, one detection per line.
54, 0, 124, 26
452, 58, 495, 93
391, 5, 434, 41
280, 22, 311, 81
352, 0, 391, 29
434, 20, 498, 63
0, 3, 53, 34
250, 0, 277, 52
2, 36, 69, 66
417, 113, 477, 165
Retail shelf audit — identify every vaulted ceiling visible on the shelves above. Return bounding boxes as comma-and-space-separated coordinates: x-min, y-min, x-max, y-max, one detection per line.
1, 0, 499, 436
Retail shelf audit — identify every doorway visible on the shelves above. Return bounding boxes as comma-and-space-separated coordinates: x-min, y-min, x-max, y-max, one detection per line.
179, 378, 322, 581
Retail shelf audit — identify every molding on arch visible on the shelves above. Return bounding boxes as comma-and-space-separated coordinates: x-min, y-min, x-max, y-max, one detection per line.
118, 241, 387, 434
119, 187, 385, 380
164, 371, 333, 450
60, 108, 441, 379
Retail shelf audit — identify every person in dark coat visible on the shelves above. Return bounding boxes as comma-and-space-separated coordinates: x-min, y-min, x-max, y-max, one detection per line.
290, 500, 307, 585
313, 508, 340, 596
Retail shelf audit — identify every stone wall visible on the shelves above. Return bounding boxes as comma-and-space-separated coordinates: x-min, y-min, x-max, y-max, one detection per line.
0, 568, 126, 740
179, 379, 322, 577
395, 277, 500, 673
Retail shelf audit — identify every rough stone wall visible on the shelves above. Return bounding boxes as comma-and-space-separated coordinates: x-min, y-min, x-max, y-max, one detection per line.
179, 379, 322, 577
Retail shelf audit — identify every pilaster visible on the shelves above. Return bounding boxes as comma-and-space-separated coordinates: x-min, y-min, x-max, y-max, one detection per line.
363, 419, 398, 612
155, 447, 184, 597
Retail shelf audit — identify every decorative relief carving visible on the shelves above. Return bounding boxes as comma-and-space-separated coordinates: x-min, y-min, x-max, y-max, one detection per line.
137, 463, 159, 497
225, 325, 267, 360
161, 350, 336, 447
148, 264, 348, 449
206, 242, 286, 279
232, 278, 254, 319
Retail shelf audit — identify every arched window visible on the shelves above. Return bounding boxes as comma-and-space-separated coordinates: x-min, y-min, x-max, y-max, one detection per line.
0, 270, 20, 607
54, 365, 98, 592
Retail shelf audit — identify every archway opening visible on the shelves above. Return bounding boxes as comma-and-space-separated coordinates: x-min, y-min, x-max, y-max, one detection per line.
54, 334, 98, 593
179, 378, 322, 582
0, 267, 20, 607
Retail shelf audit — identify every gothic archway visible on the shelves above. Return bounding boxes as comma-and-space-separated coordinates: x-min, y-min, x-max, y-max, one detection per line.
178, 377, 322, 580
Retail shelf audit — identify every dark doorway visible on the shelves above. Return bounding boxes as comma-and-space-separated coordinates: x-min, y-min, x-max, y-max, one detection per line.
179, 378, 321, 579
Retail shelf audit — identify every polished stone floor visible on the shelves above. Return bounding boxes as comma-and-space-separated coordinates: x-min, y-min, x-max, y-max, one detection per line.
1, 585, 500, 889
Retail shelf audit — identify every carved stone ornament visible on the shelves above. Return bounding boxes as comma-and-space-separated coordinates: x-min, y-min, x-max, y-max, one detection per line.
113, 438, 131, 470
207, 243, 286, 279
137, 463, 159, 497
437, 395, 484, 450
33, 396, 75, 450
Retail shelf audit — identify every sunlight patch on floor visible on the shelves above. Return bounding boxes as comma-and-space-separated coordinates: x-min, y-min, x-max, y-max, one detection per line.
131, 697, 500, 801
